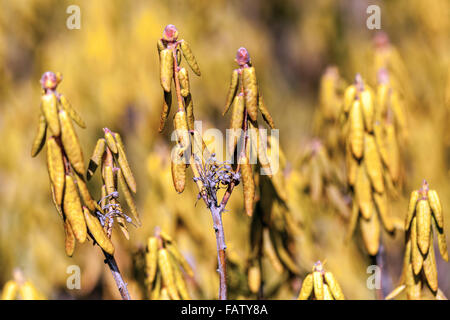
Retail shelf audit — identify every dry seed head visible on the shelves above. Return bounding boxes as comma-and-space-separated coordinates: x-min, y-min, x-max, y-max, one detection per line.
236, 47, 250, 66
162, 24, 179, 42
40, 71, 59, 90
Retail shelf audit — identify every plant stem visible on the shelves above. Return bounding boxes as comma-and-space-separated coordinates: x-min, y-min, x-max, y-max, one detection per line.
103, 250, 131, 300
210, 205, 228, 300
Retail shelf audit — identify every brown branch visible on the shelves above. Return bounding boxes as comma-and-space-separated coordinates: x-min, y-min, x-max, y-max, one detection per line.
103, 250, 131, 300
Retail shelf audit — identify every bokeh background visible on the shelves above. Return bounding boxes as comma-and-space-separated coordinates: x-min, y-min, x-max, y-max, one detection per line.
0, 0, 449, 299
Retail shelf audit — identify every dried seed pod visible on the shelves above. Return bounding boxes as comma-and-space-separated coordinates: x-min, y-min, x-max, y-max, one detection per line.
343, 84, 356, 113
405, 190, 419, 231
405, 263, 421, 300
104, 165, 115, 195
416, 199, 431, 255
41, 93, 60, 136
173, 110, 190, 152
297, 273, 313, 300
323, 284, 334, 300
223, 69, 239, 115
47, 137, 65, 205
75, 174, 96, 212
180, 40, 201, 76
19, 282, 39, 300
360, 89, 374, 132
427, 190, 443, 229
116, 142, 137, 193
104, 130, 118, 154
229, 95, 245, 155
87, 138, 106, 180
242, 67, 258, 121
313, 271, 324, 300
355, 165, 373, 220
31, 113, 47, 157
160, 288, 170, 300
159, 49, 174, 92
166, 244, 194, 278
241, 156, 255, 217
359, 207, 380, 256
159, 91, 172, 133
384, 123, 400, 182
59, 94, 86, 128
178, 67, 190, 97
184, 94, 195, 131
324, 272, 344, 300
150, 272, 162, 300
373, 122, 389, 166
117, 168, 140, 225
158, 249, 180, 300
346, 145, 358, 186
1, 280, 18, 300
247, 265, 261, 294
64, 220, 76, 257
83, 207, 115, 255
157, 39, 165, 53
410, 217, 423, 275
258, 94, 275, 129
63, 175, 87, 243
346, 201, 359, 241
171, 148, 186, 193
349, 100, 364, 159
422, 230, 438, 293
373, 192, 394, 232
364, 134, 384, 193
59, 110, 85, 175
146, 237, 159, 283
435, 223, 448, 262
169, 253, 190, 299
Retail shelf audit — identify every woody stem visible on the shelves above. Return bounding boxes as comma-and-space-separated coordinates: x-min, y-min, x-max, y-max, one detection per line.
103, 251, 131, 300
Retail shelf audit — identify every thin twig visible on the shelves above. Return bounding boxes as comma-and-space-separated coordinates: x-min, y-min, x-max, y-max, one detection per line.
103, 250, 131, 300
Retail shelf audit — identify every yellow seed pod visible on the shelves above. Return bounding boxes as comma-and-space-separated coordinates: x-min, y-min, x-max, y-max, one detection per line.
346, 145, 358, 186
242, 67, 258, 121
241, 156, 255, 217
173, 110, 190, 151
223, 69, 239, 116
83, 207, 115, 255
1, 280, 18, 300
228, 95, 245, 155
75, 174, 96, 212
169, 253, 190, 300
180, 40, 201, 76
158, 249, 180, 300
436, 226, 448, 262
410, 217, 423, 275
297, 273, 313, 300
310, 157, 322, 202
373, 122, 389, 166
355, 165, 373, 220
159, 49, 174, 92
427, 190, 443, 230
405, 190, 419, 231
184, 94, 195, 131
160, 288, 170, 300
390, 91, 407, 134
360, 89, 374, 132
178, 67, 190, 97
41, 93, 60, 136
166, 244, 194, 278
384, 123, 400, 182
405, 263, 421, 300
349, 100, 364, 159
59, 94, 86, 128
416, 199, 431, 255
323, 284, 334, 300
373, 192, 394, 232
364, 134, 384, 193
116, 142, 137, 193
47, 137, 65, 205
159, 91, 172, 133
324, 272, 344, 300
258, 94, 275, 129
31, 113, 47, 157
104, 165, 115, 195
263, 231, 284, 274
104, 131, 118, 154
150, 272, 161, 300
157, 39, 165, 53
146, 237, 159, 283
385, 285, 406, 300
117, 168, 140, 225
64, 220, 76, 257
269, 229, 299, 274
343, 84, 356, 113
171, 147, 186, 193
51, 186, 64, 219
313, 271, 324, 300
359, 208, 380, 256
346, 201, 359, 242
59, 110, 85, 176
87, 138, 105, 180
63, 175, 87, 243
116, 216, 129, 240
376, 83, 388, 117
248, 265, 261, 294
19, 281, 39, 300
422, 230, 438, 293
